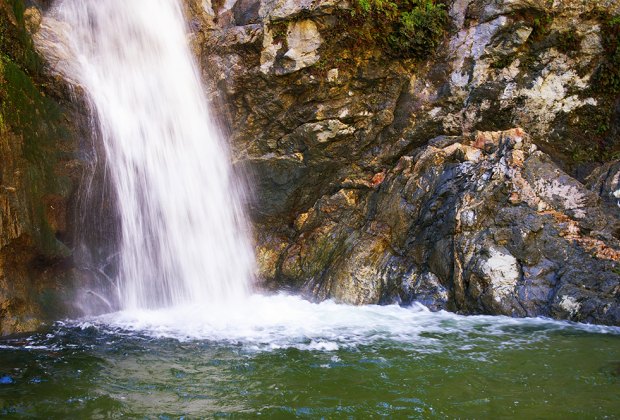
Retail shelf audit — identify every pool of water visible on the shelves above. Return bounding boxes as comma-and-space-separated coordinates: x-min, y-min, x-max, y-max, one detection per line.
1, 295, 619, 417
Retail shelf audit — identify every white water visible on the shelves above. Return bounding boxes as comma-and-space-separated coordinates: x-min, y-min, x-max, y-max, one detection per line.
53, 0, 255, 309
78, 294, 620, 352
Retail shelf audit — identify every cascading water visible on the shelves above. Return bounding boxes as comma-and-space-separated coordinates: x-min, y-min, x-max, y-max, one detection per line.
52, 0, 255, 310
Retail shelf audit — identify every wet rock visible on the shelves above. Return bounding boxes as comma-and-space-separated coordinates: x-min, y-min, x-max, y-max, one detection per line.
586, 160, 620, 215
253, 128, 620, 324
184, 0, 620, 327
0, 2, 88, 334
23, 7, 42, 34
5, 0, 620, 330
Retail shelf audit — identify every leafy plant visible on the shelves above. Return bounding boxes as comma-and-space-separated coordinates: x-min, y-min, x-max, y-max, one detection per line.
388, 1, 448, 58
530, 13, 553, 41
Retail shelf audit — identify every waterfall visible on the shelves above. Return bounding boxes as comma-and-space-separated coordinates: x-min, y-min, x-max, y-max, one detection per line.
51, 0, 255, 309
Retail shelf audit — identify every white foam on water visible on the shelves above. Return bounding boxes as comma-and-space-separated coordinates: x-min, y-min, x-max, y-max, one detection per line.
75, 294, 620, 351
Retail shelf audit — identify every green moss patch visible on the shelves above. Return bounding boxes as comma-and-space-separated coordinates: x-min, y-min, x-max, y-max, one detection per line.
0, 0, 73, 257
0, 0, 42, 75
349, 0, 448, 60
315, 0, 448, 73
594, 15, 620, 93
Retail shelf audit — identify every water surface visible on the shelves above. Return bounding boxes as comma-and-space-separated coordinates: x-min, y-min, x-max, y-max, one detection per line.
1, 295, 618, 417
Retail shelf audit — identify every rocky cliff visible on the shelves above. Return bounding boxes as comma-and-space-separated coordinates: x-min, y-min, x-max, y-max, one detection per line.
191, 0, 620, 324
1, 0, 619, 332
0, 0, 85, 334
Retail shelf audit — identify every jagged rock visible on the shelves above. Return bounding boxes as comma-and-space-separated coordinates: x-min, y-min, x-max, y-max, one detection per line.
279, 20, 322, 74
265, 128, 620, 324
260, 0, 348, 20
587, 160, 620, 213
190, 0, 620, 326
233, 0, 261, 25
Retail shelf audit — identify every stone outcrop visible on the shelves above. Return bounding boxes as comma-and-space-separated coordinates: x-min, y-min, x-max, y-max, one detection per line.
0, 1, 86, 334
283, 128, 619, 324
192, 0, 620, 324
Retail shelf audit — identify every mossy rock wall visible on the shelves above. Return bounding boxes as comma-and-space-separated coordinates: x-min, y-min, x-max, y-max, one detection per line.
0, 0, 82, 335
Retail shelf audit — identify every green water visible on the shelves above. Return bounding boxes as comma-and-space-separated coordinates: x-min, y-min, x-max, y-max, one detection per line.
0, 300, 619, 418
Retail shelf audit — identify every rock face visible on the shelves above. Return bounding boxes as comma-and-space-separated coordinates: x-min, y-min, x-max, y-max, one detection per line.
0, 1, 86, 334
2, 0, 618, 331
258, 128, 620, 324
192, 0, 620, 324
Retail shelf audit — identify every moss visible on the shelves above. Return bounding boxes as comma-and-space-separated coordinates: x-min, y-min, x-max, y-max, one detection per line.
315, 0, 448, 73
268, 20, 288, 46
593, 14, 620, 94
1, 56, 70, 256
530, 12, 553, 41
0, 0, 42, 75
0, 0, 72, 257
557, 99, 618, 168
351, 0, 448, 60
2, 58, 65, 162
490, 54, 515, 69
555, 30, 582, 55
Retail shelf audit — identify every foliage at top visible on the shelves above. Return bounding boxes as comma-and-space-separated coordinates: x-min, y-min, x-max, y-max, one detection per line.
348, 0, 449, 60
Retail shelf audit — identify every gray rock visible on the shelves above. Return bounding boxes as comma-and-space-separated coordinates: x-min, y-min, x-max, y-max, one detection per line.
259, 128, 620, 325
587, 160, 620, 214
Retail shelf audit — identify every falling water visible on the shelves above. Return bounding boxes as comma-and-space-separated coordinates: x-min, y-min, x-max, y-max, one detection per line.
51, 0, 255, 309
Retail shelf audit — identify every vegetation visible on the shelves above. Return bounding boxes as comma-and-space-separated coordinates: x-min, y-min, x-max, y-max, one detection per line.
313, 0, 448, 72
268, 20, 288, 46
555, 30, 582, 55
349, 0, 448, 60
594, 15, 620, 93
0, 0, 43, 74
530, 11, 554, 41
313, 0, 448, 75
0, 0, 73, 256
490, 54, 515, 69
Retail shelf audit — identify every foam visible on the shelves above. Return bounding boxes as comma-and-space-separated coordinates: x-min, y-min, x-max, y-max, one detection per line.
70, 294, 620, 351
